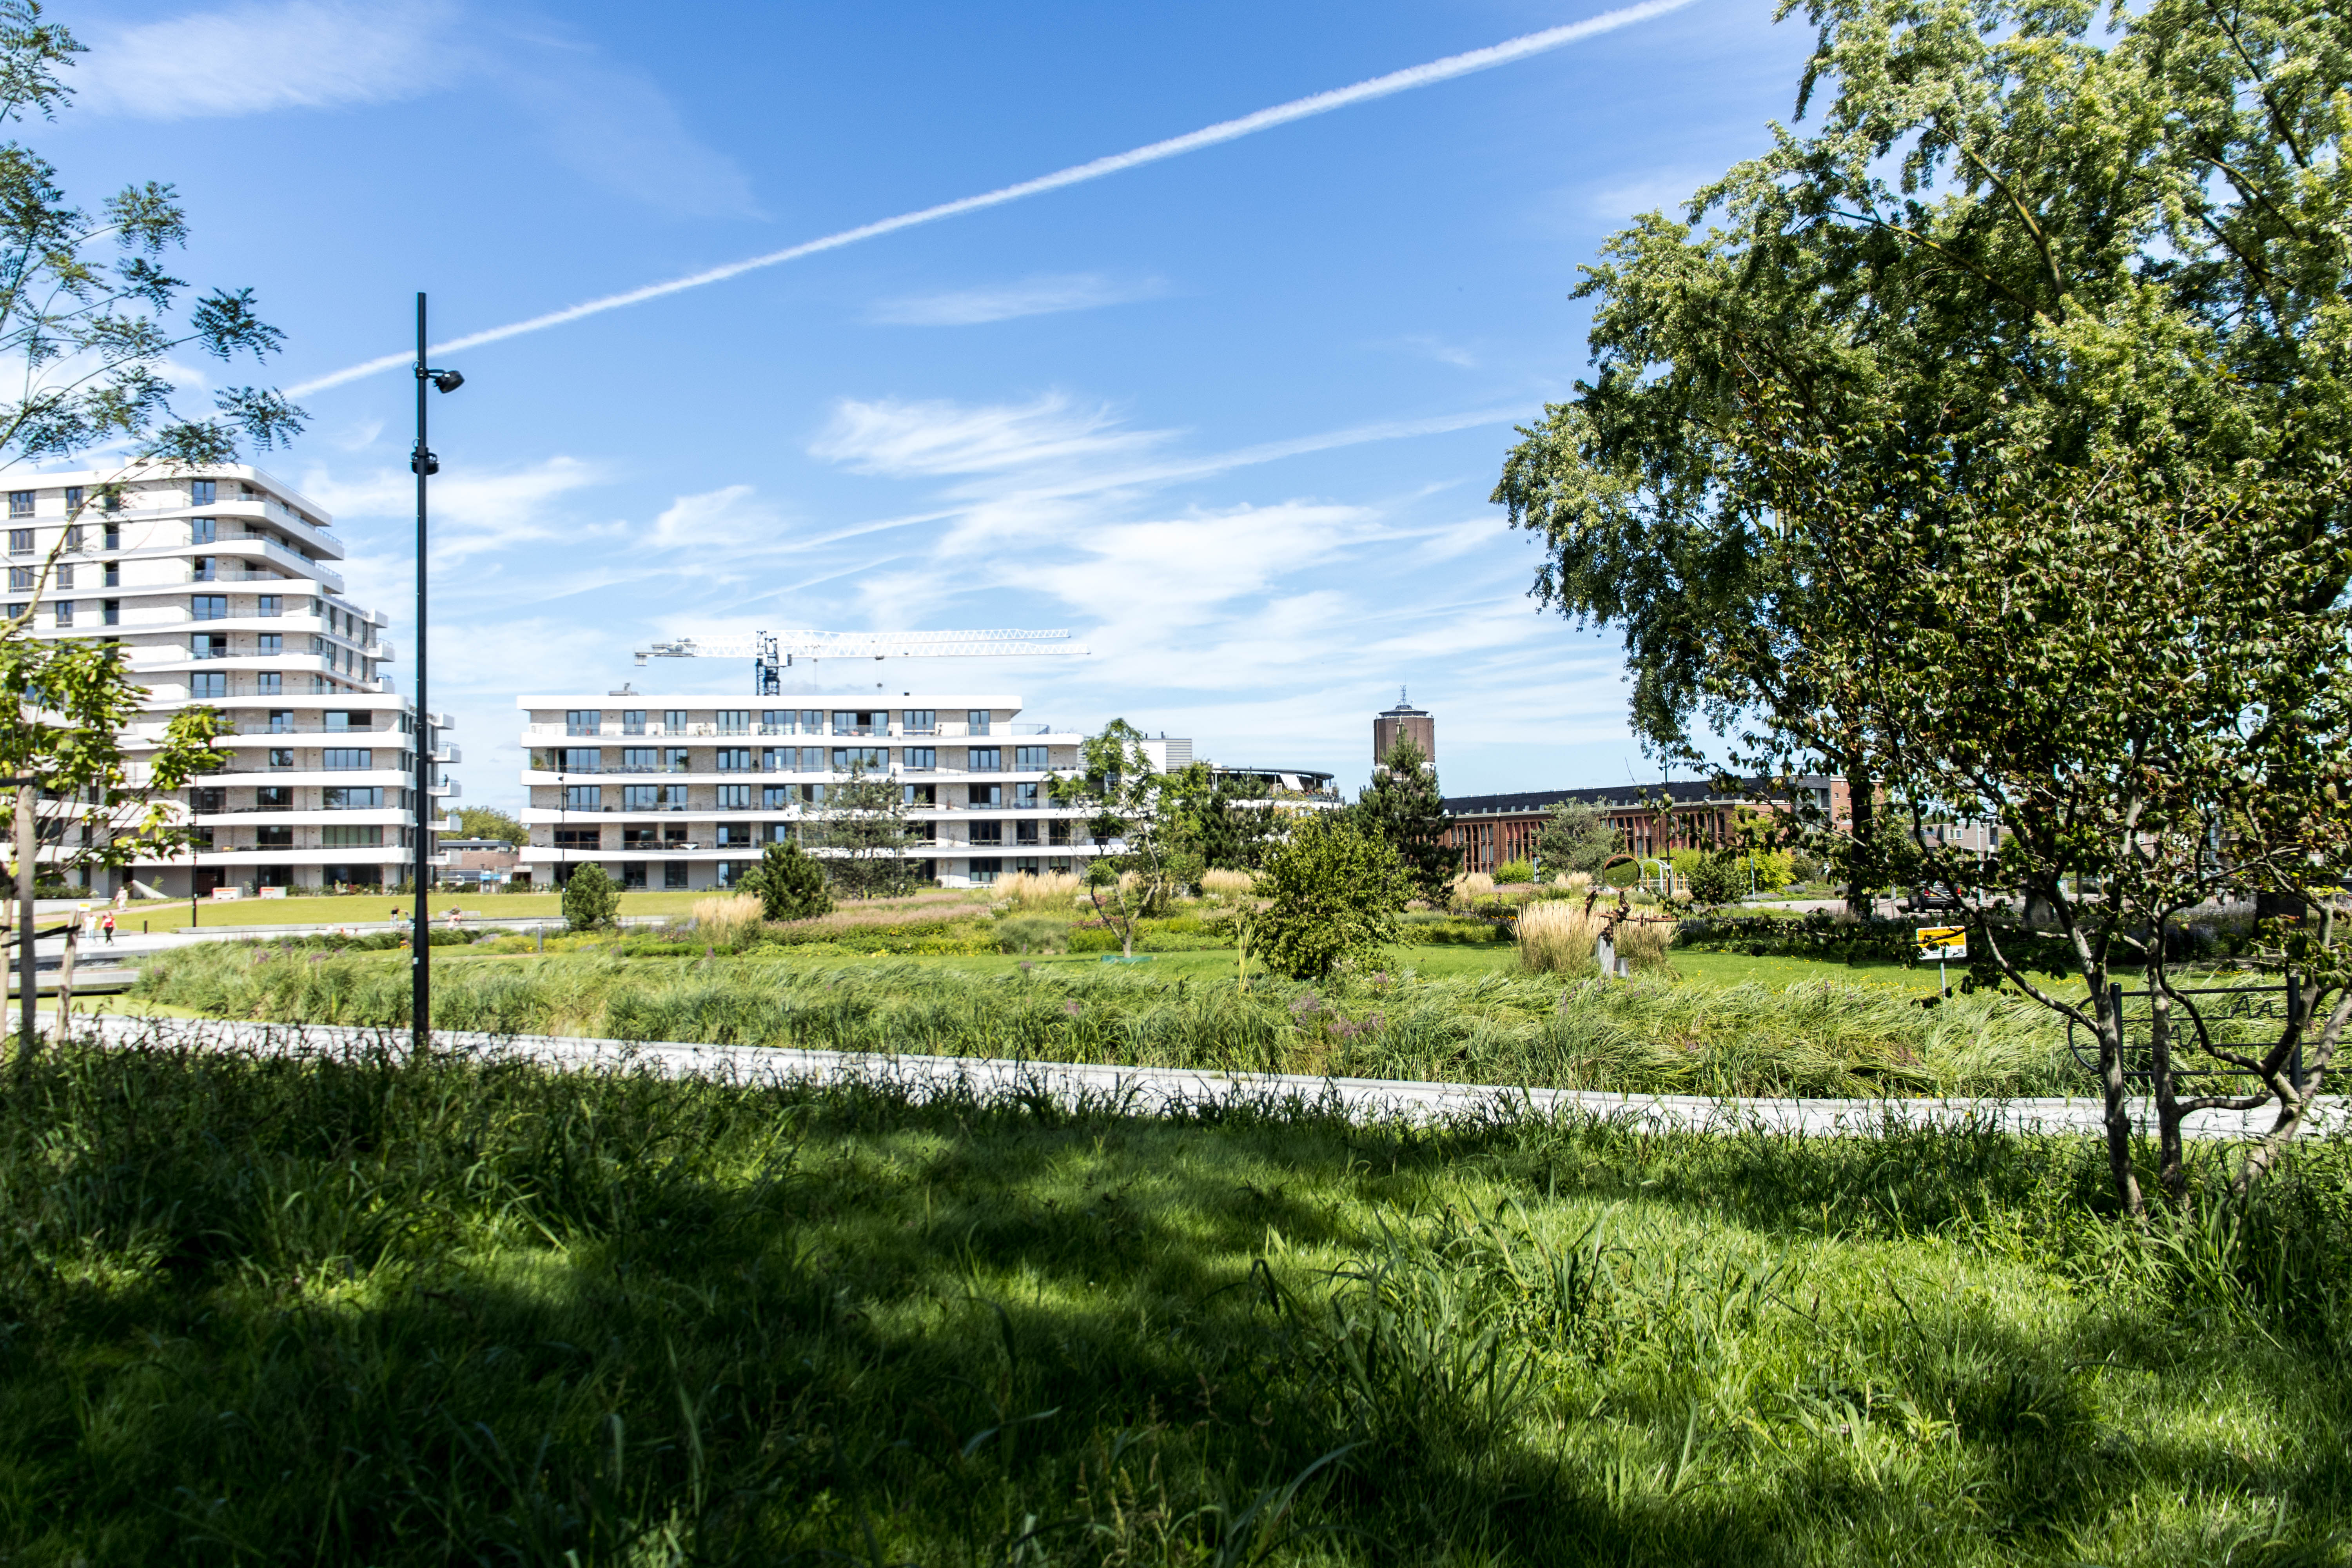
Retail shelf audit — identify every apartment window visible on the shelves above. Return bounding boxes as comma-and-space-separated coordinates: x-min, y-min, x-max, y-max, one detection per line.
903, 709, 937, 733
716, 784, 751, 810
620, 862, 648, 889
969, 821, 1004, 846
564, 784, 602, 810
255, 825, 293, 849
1015, 746, 1049, 770
322, 748, 373, 770
622, 785, 659, 810
1012, 857, 1041, 877
715, 747, 751, 771
255, 672, 281, 695
5, 529, 27, 555
1014, 782, 1040, 807
1016, 820, 1040, 846
966, 858, 1000, 885
801, 784, 826, 805
830, 746, 885, 771
191, 634, 227, 660
190, 480, 217, 506
257, 633, 282, 655
100, 599, 118, 626
321, 787, 383, 810
325, 710, 370, 731
565, 709, 599, 737
255, 786, 291, 809
321, 825, 382, 848
902, 783, 935, 808
101, 561, 118, 587
621, 710, 646, 735
764, 822, 795, 844
62, 486, 82, 514
760, 746, 795, 771
622, 747, 659, 771
657, 785, 686, 809
715, 822, 755, 846
6, 492, 30, 518
664, 862, 690, 889
190, 787, 226, 815
968, 783, 1002, 808
762, 784, 795, 809
257, 595, 281, 617
969, 746, 1002, 772
6, 568, 29, 592
553, 828, 599, 849
664, 710, 688, 731
100, 523, 117, 551
62, 525, 81, 551
832, 709, 886, 736
967, 710, 991, 736
1049, 820, 1073, 846
53, 563, 70, 590
268, 710, 293, 733
717, 710, 749, 735
190, 517, 217, 545
557, 747, 601, 773
191, 595, 227, 620
622, 827, 661, 848
902, 746, 936, 771
799, 710, 821, 733
664, 747, 690, 772
761, 709, 793, 734
268, 747, 295, 769
191, 556, 217, 581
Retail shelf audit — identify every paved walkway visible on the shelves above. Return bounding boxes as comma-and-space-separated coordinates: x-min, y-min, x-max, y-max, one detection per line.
45, 1009, 2341, 1143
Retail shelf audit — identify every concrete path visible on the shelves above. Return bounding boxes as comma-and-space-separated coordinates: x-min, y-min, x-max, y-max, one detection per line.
44, 1009, 2341, 1144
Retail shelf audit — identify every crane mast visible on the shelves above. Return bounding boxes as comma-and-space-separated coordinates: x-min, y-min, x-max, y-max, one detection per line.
633, 629, 1087, 695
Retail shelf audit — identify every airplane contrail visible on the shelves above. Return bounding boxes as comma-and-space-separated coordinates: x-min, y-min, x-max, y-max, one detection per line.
289, 0, 1698, 396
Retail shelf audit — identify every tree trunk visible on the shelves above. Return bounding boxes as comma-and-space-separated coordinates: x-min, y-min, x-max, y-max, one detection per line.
2149, 969, 2185, 1206
14, 785, 32, 1067
1844, 764, 1875, 919
54, 913, 74, 1046
2095, 977, 2147, 1221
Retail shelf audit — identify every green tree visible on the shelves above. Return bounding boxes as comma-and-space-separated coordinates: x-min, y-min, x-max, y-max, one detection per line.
1534, 800, 1618, 878
561, 862, 619, 931
1253, 813, 1407, 982
1160, 762, 1281, 877
452, 807, 526, 844
1492, 0, 2352, 913
808, 763, 922, 900
741, 839, 831, 922
1349, 735, 1459, 904
1048, 719, 1180, 958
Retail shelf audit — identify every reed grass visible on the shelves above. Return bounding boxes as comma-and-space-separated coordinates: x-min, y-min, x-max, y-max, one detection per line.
688, 893, 764, 943
1517, 897, 1607, 975
1000, 869, 1084, 910
1201, 867, 1258, 899
0, 1025, 2344, 1563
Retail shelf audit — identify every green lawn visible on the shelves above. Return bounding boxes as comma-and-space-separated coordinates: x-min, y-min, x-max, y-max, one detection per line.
115, 887, 992, 933
1, 1032, 2340, 1564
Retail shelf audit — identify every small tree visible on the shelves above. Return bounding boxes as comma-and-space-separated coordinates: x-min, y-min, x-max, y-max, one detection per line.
741, 838, 831, 922
452, 806, 526, 844
1160, 761, 1281, 875
1350, 735, 1460, 903
561, 862, 619, 931
1254, 813, 1407, 982
1685, 850, 1742, 909
1049, 719, 1184, 958
1534, 800, 1618, 878
809, 762, 921, 899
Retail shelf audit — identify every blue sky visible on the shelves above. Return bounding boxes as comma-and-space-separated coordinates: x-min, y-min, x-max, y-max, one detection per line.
43, 0, 1815, 810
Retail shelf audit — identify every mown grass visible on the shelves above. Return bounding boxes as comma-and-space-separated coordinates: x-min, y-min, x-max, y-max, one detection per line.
0, 1027, 2345, 1564
129, 940, 2083, 1099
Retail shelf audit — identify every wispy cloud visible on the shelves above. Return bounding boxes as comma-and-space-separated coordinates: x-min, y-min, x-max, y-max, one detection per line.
71, 0, 463, 119
811, 392, 1168, 478
869, 273, 1168, 327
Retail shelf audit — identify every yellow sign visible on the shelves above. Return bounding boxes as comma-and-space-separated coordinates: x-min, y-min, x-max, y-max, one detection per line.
1915, 925, 1967, 961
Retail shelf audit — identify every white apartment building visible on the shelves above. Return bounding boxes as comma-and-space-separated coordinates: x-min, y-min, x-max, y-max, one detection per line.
517, 694, 1103, 889
6, 461, 454, 896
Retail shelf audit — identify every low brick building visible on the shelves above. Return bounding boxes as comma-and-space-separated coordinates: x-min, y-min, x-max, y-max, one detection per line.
434, 836, 521, 889
1443, 777, 1852, 875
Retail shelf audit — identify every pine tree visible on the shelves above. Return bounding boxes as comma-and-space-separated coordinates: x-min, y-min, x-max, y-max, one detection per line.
742, 839, 832, 921
1350, 735, 1459, 904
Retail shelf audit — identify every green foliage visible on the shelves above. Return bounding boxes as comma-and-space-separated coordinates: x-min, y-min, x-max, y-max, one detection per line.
1159, 760, 1280, 872
1349, 734, 1461, 903
449, 806, 524, 844
1535, 800, 1619, 877
740, 838, 832, 922
806, 762, 921, 900
559, 862, 618, 931
1492, 857, 1535, 884
1051, 718, 1183, 955
0, 1031, 2346, 1562
1255, 812, 1406, 981
1686, 850, 1743, 908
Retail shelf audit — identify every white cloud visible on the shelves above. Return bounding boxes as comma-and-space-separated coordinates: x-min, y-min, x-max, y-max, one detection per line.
1584, 166, 1716, 221
642, 484, 780, 550
506, 58, 761, 220
297, 454, 606, 561
810, 392, 1167, 478
73, 0, 461, 119
869, 273, 1168, 327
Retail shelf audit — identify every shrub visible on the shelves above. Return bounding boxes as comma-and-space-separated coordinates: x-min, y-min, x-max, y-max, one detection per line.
1255, 814, 1407, 980
741, 840, 833, 922
1687, 850, 1744, 907
1000, 870, 1082, 911
560, 864, 619, 931
1450, 872, 1495, 909
691, 895, 763, 946
993, 912, 1069, 953
1493, 858, 1535, 885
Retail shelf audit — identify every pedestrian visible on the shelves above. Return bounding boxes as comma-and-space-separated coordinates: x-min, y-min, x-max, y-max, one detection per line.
100, 911, 114, 947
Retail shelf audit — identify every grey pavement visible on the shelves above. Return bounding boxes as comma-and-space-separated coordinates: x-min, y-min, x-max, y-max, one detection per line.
44, 1008, 2342, 1144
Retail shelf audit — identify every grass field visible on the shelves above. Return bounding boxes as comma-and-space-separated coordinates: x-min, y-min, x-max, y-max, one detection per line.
0, 1027, 2343, 1564
107, 887, 998, 933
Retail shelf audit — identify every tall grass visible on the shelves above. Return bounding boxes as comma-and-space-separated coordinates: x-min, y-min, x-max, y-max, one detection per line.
0, 1028, 2344, 1563
133, 941, 2078, 1097
1517, 898, 1606, 975
1000, 869, 1083, 910
1201, 867, 1258, 899
689, 893, 763, 943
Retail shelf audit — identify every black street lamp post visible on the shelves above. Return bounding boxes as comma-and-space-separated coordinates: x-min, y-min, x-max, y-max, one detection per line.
411, 294, 464, 1060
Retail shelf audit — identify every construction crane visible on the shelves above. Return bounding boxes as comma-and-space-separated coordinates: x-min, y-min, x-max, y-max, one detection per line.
632, 629, 1088, 696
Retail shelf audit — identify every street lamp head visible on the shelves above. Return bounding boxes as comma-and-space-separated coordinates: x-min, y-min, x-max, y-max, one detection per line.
426, 368, 465, 394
